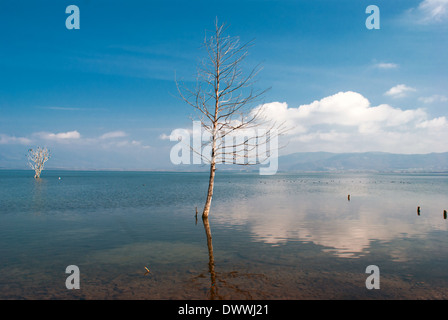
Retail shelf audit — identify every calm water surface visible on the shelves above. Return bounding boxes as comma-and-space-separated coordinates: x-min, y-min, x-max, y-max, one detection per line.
0, 170, 447, 299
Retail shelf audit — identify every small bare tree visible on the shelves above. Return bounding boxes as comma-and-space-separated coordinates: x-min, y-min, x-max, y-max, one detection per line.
177, 19, 282, 218
27, 147, 50, 179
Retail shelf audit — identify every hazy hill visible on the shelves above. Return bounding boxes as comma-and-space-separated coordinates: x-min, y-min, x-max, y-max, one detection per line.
2, 150, 447, 173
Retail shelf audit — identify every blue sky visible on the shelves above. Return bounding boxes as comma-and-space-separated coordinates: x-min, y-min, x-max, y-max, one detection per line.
1, 0, 447, 169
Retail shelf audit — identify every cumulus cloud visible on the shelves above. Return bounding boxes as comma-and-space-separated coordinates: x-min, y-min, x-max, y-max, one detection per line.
258, 92, 425, 132
416, 116, 447, 129
255, 91, 448, 154
384, 84, 416, 98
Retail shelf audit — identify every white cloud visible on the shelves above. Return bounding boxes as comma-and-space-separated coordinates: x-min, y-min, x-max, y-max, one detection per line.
374, 62, 398, 69
416, 116, 447, 128
258, 91, 425, 132
0, 134, 32, 145
99, 131, 128, 139
416, 0, 448, 23
159, 133, 171, 140
418, 94, 448, 104
255, 91, 448, 154
384, 84, 416, 98
37, 130, 81, 140
35, 130, 151, 149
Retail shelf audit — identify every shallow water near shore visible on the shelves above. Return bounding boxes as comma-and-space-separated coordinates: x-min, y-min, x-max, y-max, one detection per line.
0, 170, 447, 299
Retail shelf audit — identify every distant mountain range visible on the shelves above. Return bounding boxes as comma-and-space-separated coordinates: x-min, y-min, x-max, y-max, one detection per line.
277, 152, 448, 172
2, 151, 447, 173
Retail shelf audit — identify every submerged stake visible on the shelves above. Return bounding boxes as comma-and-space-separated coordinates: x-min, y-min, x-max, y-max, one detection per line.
444, 210, 447, 220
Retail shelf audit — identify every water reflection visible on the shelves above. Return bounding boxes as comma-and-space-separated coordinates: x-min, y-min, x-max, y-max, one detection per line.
31, 178, 47, 216
212, 175, 448, 259
202, 217, 217, 299
198, 215, 268, 299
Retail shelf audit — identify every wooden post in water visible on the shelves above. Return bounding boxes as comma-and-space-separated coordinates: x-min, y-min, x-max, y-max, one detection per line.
444, 210, 447, 220
417, 206, 421, 216
348, 194, 350, 201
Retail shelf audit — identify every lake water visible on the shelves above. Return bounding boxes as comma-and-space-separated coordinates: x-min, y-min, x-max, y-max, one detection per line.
0, 170, 447, 299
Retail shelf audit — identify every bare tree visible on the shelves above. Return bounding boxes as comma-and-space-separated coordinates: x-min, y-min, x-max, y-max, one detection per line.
177, 19, 282, 218
27, 147, 50, 179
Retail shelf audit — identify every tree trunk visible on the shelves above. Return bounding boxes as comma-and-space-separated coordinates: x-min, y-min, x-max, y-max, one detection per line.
202, 162, 216, 218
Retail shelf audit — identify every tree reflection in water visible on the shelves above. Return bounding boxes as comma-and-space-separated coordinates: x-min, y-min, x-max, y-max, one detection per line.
198, 216, 268, 300
202, 216, 218, 299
